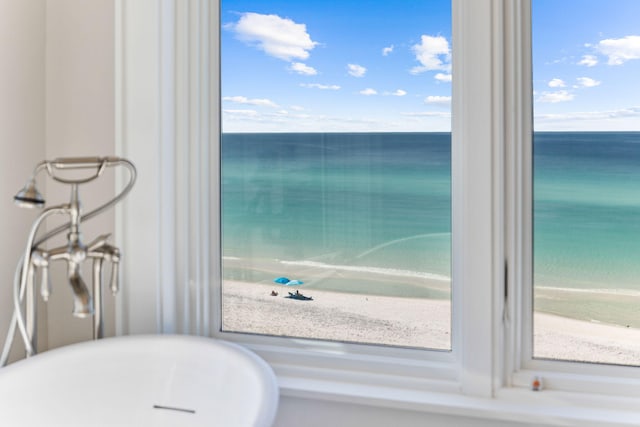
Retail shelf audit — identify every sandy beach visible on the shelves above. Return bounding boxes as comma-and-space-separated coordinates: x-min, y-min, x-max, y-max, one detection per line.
534, 312, 640, 365
223, 280, 451, 349
223, 280, 640, 365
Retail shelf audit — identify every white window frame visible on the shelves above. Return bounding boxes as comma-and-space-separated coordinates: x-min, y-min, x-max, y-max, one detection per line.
505, 0, 640, 399
209, 0, 499, 400
116, 0, 640, 424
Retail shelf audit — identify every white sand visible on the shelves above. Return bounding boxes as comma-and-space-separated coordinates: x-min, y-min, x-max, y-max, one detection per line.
534, 312, 640, 365
223, 280, 640, 365
223, 280, 451, 349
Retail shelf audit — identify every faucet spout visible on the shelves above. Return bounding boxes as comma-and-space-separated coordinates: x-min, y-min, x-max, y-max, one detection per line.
68, 265, 93, 318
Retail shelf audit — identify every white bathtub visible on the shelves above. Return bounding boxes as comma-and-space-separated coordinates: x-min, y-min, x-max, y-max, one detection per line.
0, 335, 279, 426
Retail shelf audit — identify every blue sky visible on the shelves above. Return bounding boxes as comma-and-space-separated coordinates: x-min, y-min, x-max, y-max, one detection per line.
533, 0, 640, 131
221, 0, 639, 132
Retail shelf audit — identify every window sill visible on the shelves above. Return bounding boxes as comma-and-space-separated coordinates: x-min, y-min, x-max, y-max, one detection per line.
277, 372, 640, 427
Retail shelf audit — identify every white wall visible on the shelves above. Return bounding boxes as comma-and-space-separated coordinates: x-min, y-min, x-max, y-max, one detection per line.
0, 0, 115, 360
0, 0, 46, 362
274, 397, 532, 427
43, 0, 116, 350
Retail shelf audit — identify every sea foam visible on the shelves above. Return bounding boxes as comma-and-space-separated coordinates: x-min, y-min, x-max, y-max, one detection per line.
279, 259, 451, 282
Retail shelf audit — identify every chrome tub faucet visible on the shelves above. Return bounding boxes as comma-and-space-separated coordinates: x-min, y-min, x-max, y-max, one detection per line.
1, 157, 136, 365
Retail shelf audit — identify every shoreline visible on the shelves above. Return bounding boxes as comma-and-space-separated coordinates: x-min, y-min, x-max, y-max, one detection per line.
223, 256, 451, 299
535, 286, 640, 329
224, 255, 640, 328
223, 280, 640, 365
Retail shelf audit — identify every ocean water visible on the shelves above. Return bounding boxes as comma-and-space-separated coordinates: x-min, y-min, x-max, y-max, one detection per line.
222, 133, 451, 298
534, 132, 640, 291
222, 132, 640, 325
533, 132, 640, 328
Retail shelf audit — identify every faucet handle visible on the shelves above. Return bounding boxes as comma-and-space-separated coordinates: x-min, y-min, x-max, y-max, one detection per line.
107, 246, 121, 295
31, 250, 52, 301
86, 233, 112, 252
40, 264, 52, 302
110, 261, 119, 295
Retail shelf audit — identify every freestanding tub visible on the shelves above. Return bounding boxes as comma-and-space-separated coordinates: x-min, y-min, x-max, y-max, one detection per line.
0, 335, 279, 426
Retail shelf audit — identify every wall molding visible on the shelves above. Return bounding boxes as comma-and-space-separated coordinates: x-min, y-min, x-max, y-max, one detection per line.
115, 0, 217, 336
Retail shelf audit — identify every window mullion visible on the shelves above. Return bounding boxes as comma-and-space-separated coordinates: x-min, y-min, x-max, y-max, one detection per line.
452, 0, 505, 398
503, 0, 533, 384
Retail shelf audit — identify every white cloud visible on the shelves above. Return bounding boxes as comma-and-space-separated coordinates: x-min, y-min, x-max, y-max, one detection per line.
228, 12, 317, 61
434, 73, 452, 83
535, 107, 640, 131
410, 35, 451, 74
223, 109, 259, 117
382, 45, 394, 56
300, 83, 341, 90
548, 78, 566, 88
575, 77, 601, 88
385, 89, 407, 97
425, 95, 452, 106
347, 64, 367, 77
289, 62, 317, 75
223, 96, 279, 108
290, 105, 305, 111
537, 90, 575, 103
223, 109, 453, 133
578, 54, 598, 67
222, 106, 638, 132
360, 88, 377, 96
402, 111, 451, 118
596, 35, 640, 65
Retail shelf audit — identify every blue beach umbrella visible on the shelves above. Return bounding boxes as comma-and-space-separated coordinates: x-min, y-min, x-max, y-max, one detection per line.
285, 279, 304, 286
273, 277, 290, 284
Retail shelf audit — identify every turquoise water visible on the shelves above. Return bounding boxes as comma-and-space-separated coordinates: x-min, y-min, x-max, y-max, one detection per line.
222, 132, 640, 309
534, 132, 640, 292
222, 133, 451, 297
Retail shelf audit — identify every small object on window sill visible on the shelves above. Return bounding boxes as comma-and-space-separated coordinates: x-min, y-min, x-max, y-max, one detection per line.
531, 376, 543, 391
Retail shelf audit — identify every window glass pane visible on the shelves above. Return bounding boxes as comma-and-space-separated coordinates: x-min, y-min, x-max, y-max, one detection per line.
532, 0, 640, 365
221, 0, 452, 349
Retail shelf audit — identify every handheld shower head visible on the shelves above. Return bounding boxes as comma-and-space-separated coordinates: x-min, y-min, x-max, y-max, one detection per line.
14, 180, 45, 208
